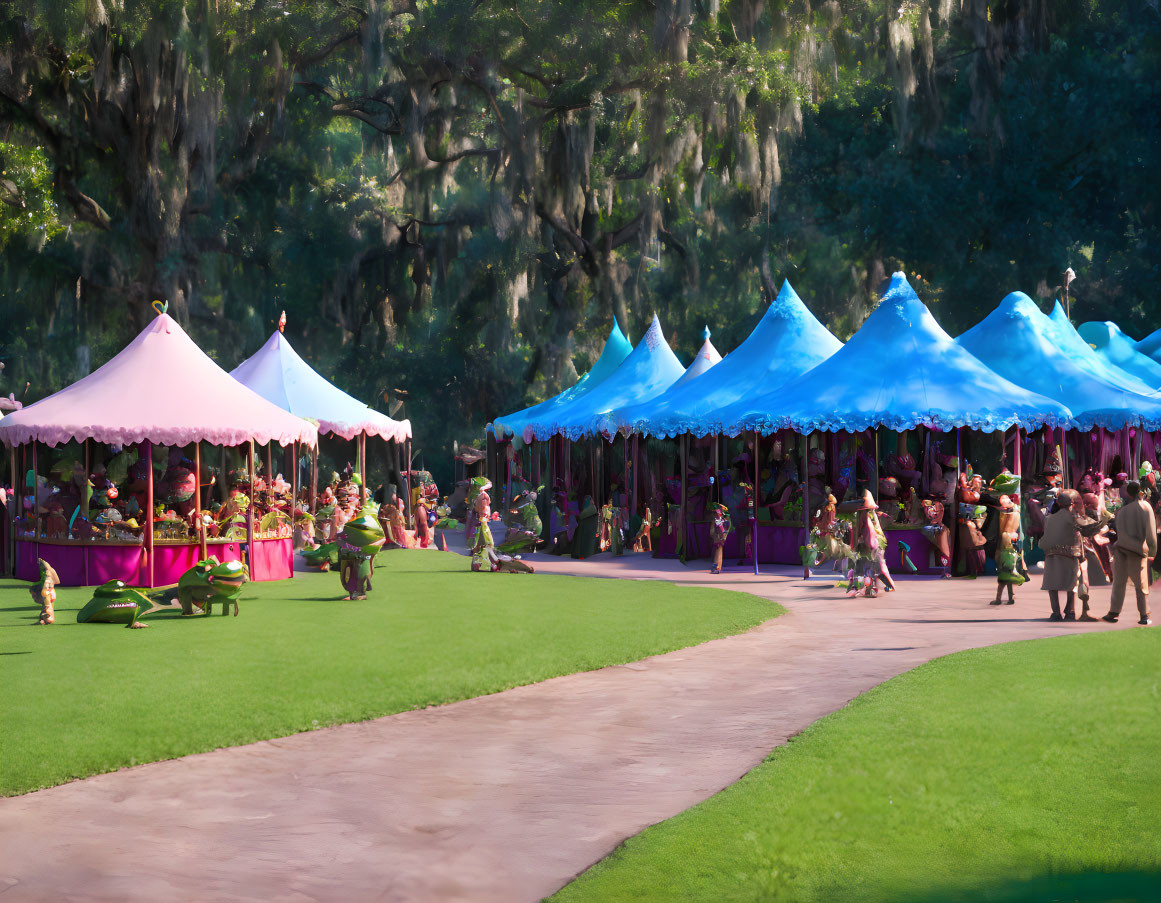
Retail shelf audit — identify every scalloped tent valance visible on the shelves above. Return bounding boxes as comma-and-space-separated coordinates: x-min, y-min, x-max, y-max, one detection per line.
0, 314, 318, 449
230, 329, 411, 443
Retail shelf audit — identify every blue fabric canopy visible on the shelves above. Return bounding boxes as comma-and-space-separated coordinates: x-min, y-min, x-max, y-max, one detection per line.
615, 282, 843, 438
492, 320, 633, 442
727, 273, 1072, 435
526, 314, 686, 440
231, 329, 411, 441
958, 294, 1161, 430
1134, 325, 1161, 363
1075, 319, 1161, 390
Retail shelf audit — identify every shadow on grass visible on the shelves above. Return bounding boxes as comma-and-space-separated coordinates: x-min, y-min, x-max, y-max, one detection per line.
894, 870, 1161, 902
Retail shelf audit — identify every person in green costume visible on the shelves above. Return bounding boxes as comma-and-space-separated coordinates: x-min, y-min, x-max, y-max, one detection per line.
337, 513, 386, 600
571, 495, 599, 559
992, 493, 1026, 604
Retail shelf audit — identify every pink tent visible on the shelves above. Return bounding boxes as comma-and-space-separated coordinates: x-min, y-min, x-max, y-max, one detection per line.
0, 312, 316, 588
0, 313, 317, 448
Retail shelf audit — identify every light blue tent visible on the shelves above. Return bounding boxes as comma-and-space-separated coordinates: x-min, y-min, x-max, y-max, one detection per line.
668, 326, 723, 388
231, 327, 411, 441
616, 281, 843, 438
728, 273, 1072, 435
491, 320, 633, 443
526, 314, 686, 440
958, 294, 1161, 430
1135, 325, 1161, 362
1075, 319, 1161, 390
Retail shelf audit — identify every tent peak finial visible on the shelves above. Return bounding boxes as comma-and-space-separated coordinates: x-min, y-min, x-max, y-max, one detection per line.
702, 325, 711, 340
151, 300, 168, 317
278, 311, 287, 333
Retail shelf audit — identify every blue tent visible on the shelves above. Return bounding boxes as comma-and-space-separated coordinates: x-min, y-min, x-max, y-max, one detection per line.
728, 273, 1072, 435
525, 314, 686, 440
958, 294, 1161, 430
231, 328, 411, 441
492, 320, 633, 443
668, 326, 723, 389
1134, 325, 1161, 362
1075, 319, 1161, 390
615, 281, 843, 438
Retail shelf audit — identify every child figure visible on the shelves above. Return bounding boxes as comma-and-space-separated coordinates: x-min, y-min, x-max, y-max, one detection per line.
32, 558, 60, 625
709, 502, 732, 574
992, 493, 1026, 604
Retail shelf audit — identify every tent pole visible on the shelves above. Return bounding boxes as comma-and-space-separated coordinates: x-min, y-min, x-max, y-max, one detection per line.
196, 442, 207, 562
679, 434, 688, 564
405, 438, 413, 528
145, 441, 154, 588
1015, 426, 1021, 480
953, 427, 962, 577
802, 432, 810, 580
753, 430, 759, 576
32, 441, 40, 566
632, 435, 639, 516
309, 446, 317, 515
8, 444, 16, 576
266, 442, 274, 508
289, 440, 298, 578
83, 438, 91, 524
247, 441, 256, 578
872, 429, 879, 501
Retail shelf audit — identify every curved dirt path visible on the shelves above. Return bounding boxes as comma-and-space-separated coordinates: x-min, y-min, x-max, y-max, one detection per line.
0, 553, 1145, 902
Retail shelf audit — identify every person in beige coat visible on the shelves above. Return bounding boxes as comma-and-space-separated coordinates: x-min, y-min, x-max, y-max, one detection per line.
1103, 480, 1156, 625
1040, 490, 1109, 621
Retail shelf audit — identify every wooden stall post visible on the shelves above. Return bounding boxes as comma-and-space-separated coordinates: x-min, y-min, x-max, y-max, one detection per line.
752, 430, 760, 576
82, 438, 91, 524
195, 441, 207, 561
802, 432, 810, 580
144, 441, 154, 588
310, 447, 318, 514
679, 434, 688, 564
31, 441, 40, 564
289, 440, 298, 579
8, 444, 16, 576
405, 438, 413, 528
247, 441, 256, 578
872, 429, 880, 501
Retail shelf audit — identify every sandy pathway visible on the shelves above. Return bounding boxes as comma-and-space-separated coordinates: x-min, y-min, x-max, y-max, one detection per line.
0, 553, 1143, 902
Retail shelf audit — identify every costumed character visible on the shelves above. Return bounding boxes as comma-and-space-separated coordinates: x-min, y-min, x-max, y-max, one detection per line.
380, 501, 414, 549
501, 489, 543, 554
572, 495, 600, 560
1024, 447, 1064, 546
632, 505, 654, 552
175, 558, 249, 616
839, 490, 894, 596
31, 558, 60, 625
709, 502, 732, 574
920, 496, 950, 574
337, 513, 386, 600
806, 494, 855, 573
955, 469, 988, 577
464, 476, 491, 548
1069, 490, 1107, 621
600, 499, 624, 556
471, 486, 534, 573
78, 581, 175, 628
1078, 469, 1113, 582
991, 493, 1025, 604
413, 496, 434, 548
1040, 489, 1110, 621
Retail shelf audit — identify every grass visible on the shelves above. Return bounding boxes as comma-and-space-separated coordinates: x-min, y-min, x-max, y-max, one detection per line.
0, 550, 781, 797
553, 628, 1161, 903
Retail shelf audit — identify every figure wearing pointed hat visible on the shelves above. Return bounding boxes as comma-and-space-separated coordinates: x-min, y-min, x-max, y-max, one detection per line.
32, 558, 60, 625
839, 490, 895, 596
336, 512, 386, 600
709, 502, 733, 574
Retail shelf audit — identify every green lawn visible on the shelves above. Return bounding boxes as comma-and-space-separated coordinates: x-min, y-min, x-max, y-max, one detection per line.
554, 629, 1161, 903
0, 551, 780, 797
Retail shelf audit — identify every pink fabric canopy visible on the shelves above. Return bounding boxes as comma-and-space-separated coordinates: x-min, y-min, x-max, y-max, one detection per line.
0, 313, 318, 448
